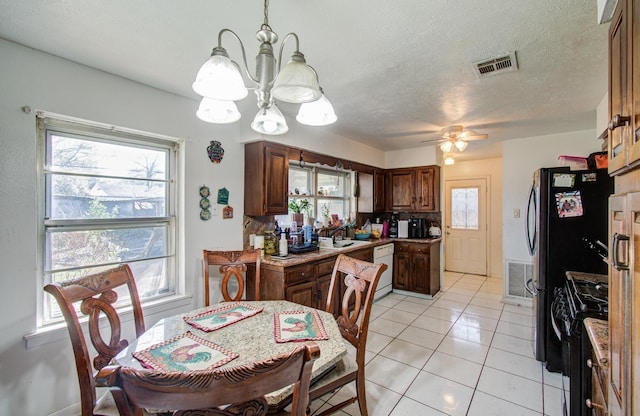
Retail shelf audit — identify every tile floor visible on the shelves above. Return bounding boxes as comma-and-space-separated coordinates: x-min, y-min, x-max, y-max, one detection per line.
310, 271, 570, 416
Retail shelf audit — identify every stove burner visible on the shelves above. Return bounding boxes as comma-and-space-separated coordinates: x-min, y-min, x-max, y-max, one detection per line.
566, 278, 609, 315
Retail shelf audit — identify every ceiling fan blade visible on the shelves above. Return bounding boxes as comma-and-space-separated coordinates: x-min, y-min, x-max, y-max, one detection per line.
420, 138, 447, 144
462, 133, 488, 141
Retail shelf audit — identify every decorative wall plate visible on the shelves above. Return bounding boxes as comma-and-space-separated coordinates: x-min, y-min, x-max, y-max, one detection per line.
207, 140, 224, 163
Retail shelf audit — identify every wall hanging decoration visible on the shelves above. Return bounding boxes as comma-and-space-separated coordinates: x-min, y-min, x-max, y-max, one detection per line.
217, 187, 229, 205
207, 140, 224, 163
199, 185, 211, 221
223, 205, 234, 219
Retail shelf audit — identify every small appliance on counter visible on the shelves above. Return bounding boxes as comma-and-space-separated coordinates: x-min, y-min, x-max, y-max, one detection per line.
409, 218, 427, 238
398, 220, 409, 238
389, 214, 399, 238
429, 222, 442, 237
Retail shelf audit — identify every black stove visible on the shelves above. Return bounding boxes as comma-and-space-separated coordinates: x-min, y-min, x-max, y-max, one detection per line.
551, 271, 608, 416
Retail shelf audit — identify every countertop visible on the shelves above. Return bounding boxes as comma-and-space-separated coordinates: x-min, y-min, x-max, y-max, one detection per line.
260, 237, 442, 268
584, 317, 608, 369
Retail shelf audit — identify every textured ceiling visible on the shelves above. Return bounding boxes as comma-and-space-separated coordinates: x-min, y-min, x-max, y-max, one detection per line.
0, 0, 609, 161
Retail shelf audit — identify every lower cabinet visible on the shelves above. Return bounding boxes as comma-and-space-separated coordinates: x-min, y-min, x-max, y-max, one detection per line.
252, 247, 373, 317
393, 241, 440, 296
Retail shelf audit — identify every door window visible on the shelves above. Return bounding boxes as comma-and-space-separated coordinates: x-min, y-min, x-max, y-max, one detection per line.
451, 187, 479, 230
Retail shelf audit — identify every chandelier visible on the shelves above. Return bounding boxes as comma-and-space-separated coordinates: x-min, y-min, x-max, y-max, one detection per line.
192, 0, 337, 135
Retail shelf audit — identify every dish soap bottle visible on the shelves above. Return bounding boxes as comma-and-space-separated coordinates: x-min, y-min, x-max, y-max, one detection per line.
279, 232, 288, 256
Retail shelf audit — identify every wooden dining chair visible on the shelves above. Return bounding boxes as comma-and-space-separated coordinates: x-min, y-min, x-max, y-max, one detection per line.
202, 249, 261, 305
266, 254, 387, 416
44, 264, 146, 416
96, 342, 320, 416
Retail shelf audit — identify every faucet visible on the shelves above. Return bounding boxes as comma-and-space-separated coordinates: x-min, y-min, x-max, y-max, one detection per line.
328, 226, 344, 242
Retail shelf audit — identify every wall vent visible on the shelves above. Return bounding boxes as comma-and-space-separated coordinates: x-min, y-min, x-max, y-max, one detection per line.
504, 259, 533, 299
473, 52, 518, 78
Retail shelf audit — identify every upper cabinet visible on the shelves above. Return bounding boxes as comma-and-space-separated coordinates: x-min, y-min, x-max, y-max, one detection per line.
608, 0, 640, 175
244, 141, 289, 216
385, 166, 440, 212
373, 169, 386, 212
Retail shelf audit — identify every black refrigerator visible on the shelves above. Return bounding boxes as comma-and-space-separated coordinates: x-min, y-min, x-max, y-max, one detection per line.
525, 166, 613, 373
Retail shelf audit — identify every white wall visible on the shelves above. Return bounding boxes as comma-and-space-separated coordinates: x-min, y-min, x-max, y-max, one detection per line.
385, 146, 438, 169
0, 39, 383, 416
502, 129, 602, 265
444, 158, 503, 278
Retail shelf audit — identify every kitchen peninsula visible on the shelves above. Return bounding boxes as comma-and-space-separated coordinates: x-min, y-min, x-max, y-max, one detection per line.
246, 237, 441, 317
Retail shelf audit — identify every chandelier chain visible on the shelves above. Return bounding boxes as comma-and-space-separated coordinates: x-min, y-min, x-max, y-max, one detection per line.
263, 0, 271, 30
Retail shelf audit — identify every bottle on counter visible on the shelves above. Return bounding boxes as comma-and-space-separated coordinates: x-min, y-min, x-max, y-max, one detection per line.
264, 231, 277, 255
279, 233, 288, 256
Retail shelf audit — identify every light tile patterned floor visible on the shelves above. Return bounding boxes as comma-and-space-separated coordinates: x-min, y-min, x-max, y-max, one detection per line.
311, 271, 570, 416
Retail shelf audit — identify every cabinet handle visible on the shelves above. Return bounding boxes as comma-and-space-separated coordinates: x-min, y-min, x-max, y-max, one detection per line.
608, 114, 630, 131
586, 359, 596, 369
585, 399, 604, 410
612, 233, 630, 271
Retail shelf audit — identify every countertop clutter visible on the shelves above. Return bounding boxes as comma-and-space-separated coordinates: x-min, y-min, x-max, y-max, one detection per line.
260, 237, 442, 268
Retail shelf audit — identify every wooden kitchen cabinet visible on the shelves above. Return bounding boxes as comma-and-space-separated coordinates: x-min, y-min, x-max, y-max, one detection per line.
392, 241, 440, 296
244, 141, 289, 216
251, 247, 374, 317
608, 189, 640, 416
385, 166, 440, 212
373, 169, 386, 212
608, 0, 640, 175
606, 1, 640, 414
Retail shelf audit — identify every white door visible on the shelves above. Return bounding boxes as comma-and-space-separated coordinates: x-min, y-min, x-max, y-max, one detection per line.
445, 178, 487, 275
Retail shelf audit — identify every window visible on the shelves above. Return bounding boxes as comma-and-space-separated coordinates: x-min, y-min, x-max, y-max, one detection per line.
284, 164, 353, 223
451, 187, 479, 229
38, 114, 180, 326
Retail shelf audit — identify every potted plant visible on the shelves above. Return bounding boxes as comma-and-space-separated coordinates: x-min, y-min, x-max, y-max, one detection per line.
288, 198, 311, 227
321, 203, 330, 227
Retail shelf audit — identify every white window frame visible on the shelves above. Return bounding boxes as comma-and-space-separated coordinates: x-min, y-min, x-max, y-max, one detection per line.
35, 112, 183, 328
286, 164, 353, 221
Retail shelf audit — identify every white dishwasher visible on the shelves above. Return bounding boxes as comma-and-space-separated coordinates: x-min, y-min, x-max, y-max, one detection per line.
373, 243, 394, 300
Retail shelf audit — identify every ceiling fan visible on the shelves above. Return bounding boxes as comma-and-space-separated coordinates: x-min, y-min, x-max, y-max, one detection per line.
420, 125, 488, 153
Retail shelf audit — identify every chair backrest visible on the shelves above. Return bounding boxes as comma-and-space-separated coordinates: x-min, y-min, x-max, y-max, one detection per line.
202, 249, 261, 305
96, 342, 320, 416
325, 254, 387, 354
44, 264, 145, 416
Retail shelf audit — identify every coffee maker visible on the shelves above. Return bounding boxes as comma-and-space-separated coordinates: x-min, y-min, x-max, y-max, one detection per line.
409, 218, 427, 238
389, 213, 399, 238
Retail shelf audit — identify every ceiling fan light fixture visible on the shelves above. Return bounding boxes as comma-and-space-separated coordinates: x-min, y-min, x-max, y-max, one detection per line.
440, 141, 454, 153
444, 155, 455, 165
454, 139, 468, 151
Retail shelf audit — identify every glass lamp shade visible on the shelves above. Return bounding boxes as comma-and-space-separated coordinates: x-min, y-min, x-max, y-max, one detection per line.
296, 94, 337, 126
440, 141, 454, 153
192, 53, 248, 101
196, 98, 241, 124
251, 105, 289, 135
272, 57, 321, 103
454, 140, 468, 151
444, 155, 455, 165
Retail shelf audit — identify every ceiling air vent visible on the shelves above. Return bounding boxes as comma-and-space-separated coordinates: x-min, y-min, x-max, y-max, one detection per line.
472, 52, 518, 78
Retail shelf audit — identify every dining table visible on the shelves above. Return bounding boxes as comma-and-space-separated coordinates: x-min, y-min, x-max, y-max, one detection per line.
113, 300, 348, 406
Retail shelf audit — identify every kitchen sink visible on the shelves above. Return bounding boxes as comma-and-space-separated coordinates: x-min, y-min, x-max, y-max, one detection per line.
319, 239, 372, 250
